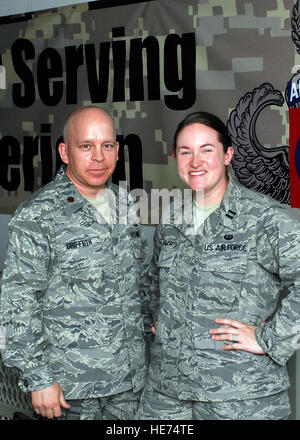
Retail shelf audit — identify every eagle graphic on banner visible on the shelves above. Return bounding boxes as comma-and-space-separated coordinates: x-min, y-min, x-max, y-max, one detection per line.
226, 1, 300, 207
227, 83, 290, 205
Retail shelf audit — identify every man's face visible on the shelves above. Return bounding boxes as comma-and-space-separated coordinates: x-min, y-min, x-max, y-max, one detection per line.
174, 123, 234, 202
59, 109, 119, 197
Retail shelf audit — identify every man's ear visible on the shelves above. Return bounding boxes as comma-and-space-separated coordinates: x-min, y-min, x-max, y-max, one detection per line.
172, 150, 176, 160
115, 141, 119, 161
58, 143, 69, 164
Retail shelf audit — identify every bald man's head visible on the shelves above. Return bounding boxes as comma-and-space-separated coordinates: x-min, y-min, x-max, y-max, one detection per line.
58, 106, 119, 197
63, 106, 116, 144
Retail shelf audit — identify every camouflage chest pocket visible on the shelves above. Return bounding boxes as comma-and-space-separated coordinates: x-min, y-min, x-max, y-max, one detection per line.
157, 245, 176, 270
194, 249, 248, 312
57, 236, 106, 306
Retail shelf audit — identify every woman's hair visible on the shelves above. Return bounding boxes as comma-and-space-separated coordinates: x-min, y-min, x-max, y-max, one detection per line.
173, 111, 232, 154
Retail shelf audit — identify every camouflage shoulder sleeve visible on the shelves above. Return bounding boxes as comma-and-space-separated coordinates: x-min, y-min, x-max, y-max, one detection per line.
147, 223, 164, 325
255, 205, 300, 366
0, 210, 56, 392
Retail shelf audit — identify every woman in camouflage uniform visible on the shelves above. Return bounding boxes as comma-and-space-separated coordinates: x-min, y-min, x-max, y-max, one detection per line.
137, 111, 300, 420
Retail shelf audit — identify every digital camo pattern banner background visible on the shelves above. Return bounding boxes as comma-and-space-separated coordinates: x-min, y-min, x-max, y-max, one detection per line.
0, 0, 298, 214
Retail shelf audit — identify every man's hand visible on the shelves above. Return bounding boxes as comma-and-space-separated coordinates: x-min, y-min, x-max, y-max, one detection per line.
31, 383, 70, 419
209, 318, 265, 354
151, 321, 158, 335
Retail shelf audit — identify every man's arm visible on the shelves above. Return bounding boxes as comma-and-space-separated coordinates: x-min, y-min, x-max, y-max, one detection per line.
0, 214, 56, 392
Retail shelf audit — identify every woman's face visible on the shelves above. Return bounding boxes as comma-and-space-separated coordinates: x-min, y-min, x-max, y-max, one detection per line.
174, 123, 234, 203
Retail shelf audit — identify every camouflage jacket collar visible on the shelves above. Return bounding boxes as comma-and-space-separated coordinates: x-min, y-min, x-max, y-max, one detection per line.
170, 172, 243, 239
203, 173, 243, 235
53, 165, 119, 224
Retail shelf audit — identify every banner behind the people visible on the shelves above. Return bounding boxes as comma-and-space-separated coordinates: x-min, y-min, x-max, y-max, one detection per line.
0, 0, 297, 213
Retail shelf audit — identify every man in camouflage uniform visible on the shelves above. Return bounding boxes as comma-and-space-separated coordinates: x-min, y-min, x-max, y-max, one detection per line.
0, 107, 149, 420
137, 111, 300, 420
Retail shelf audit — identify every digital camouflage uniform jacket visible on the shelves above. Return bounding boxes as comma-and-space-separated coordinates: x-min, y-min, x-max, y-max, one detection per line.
147, 175, 300, 402
0, 167, 149, 398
